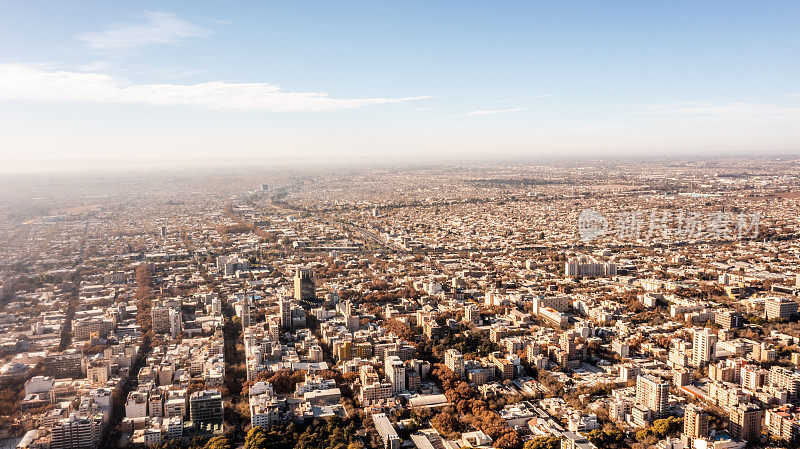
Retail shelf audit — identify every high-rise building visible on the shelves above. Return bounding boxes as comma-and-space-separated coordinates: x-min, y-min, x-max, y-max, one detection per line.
561, 332, 578, 359
237, 295, 253, 328
464, 304, 479, 324
49, 413, 104, 449
445, 349, 465, 379
151, 299, 182, 336
279, 298, 292, 331
565, 255, 617, 277
768, 366, 800, 401
692, 328, 717, 368
73, 318, 114, 341
189, 390, 223, 426
294, 267, 315, 303
741, 365, 768, 391
728, 404, 762, 442
636, 374, 669, 420
43, 351, 84, 379
715, 310, 743, 329
683, 404, 709, 444
385, 356, 405, 393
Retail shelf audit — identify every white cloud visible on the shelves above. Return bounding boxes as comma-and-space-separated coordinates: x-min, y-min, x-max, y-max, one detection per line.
79, 60, 117, 72
0, 64, 429, 113
465, 107, 525, 116
78, 11, 212, 49
447, 107, 525, 118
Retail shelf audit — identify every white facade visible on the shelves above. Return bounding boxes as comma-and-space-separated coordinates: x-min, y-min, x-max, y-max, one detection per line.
385, 356, 405, 393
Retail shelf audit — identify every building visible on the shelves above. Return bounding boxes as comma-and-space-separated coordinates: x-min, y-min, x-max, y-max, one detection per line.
715, 310, 743, 329
43, 351, 84, 379
490, 352, 514, 380
360, 381, 393, 404
538, 306, 568, 327
561, 431, 598, 449
189, 390, 223, 425
372, 413, 401, 449
728, 404, 762, 443
423, 320, 445, 340
683, 404, 709, 445
464, 304, 479, 324
164, 392, 187, 418
151, 301, 182, 336
768, 366, 800, 401
674, 369, 692, 388
279, 298, 292, 331
765, 297, 799, 320
636, 374, 669, 420
613, 340, 630, 358
764, 405, 800, 443
49, 413, 103, 449
86, 364, 108, 386
565, 255, 616, 277
619, 364, 640, 382
445, 349, 465, 379
73, 319, 114, 341
250, 394, 281, 429
532, 295, 570, 313
125, 391, 148, 418
217, 255, 249, 276
692, 328, 717, 368
740, 365, 767, 391
294, 267, 315, 303
385, 356, 405, 393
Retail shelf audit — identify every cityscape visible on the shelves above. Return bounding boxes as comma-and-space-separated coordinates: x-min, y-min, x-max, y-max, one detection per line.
2, 3, 800, 449
1, 158, 800, 449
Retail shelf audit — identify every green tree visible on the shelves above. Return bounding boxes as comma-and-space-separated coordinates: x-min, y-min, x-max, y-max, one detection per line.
523, 436, 560, 449
204, 436, 231, 449
244, 427, 268, 449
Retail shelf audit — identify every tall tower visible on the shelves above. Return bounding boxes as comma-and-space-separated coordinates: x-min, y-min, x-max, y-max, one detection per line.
445, 349, 465, 379
240, 295, 252, 328
385, 356, 406, 393
692, 328, 717, 368
683, 404, 709, 444
294, 267, 315, 303
636, 374, 669, 419
279, 298, 292, 331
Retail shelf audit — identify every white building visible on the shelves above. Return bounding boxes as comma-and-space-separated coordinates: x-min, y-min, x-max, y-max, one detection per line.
692, 328, 717, 368
445, 349, 465, 379
385, 356, 406, 393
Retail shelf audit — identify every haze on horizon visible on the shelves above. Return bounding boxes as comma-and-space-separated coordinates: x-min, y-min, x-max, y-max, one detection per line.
1, 1, 800, 169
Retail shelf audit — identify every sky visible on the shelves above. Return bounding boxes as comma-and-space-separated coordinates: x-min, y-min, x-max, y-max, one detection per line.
1, 1, 800, 171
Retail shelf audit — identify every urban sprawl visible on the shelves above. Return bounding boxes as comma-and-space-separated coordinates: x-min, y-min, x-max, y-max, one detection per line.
2, 158, 800, 449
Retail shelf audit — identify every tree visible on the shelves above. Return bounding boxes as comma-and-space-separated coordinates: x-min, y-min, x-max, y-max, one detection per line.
431, 413, 459, 435
204, 436, 232, 449
493, 431, 521, 449
244, 427, 268, 449
586, 429, 626, 448
523, 437, 560, 449
651, 416, 682, 438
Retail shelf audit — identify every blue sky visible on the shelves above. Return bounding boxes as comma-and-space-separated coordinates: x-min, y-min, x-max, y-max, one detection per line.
1, 1, 800, 168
